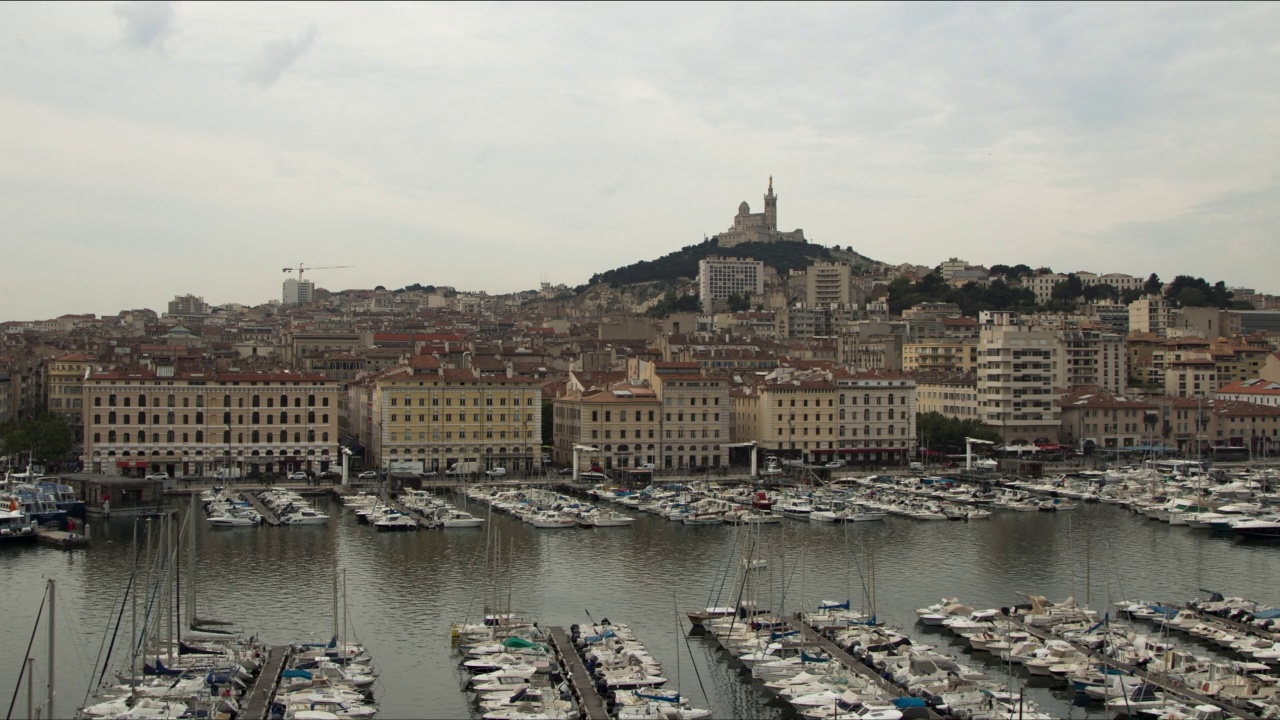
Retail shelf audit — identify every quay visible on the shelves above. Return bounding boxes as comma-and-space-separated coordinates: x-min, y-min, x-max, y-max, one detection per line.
1010, 616, 1260, 720
546, 626, 609, 720
241, 492, 282, 526
242, 645, 289, 720
784, 616, 943, 720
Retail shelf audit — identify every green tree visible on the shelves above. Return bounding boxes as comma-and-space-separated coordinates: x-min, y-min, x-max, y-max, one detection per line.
1143, 273, 1163, 297
727, 293, 751, 312
0, 414, 74, 462
916, 412, 1002, 452
1082, 283, 1119, 303
1051, 273, 1084, 302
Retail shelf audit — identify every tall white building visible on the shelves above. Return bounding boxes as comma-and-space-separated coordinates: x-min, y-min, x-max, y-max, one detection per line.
282, 279, 315, 305
978, 312, 1062, 443
1061, 328, 1127, 394
698, 256, 764, 314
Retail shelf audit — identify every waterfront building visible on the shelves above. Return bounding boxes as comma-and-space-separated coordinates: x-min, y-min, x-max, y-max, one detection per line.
978, 312, 1062, 444
350, 356, 543, 475
631, 358, 730, 470
551, 380, 661, 471
83, 368, 340, 477
731, 366, 915, 466
1058, 389, 1158, 452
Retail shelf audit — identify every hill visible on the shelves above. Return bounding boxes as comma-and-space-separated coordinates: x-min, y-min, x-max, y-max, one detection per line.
586, 239, 880, 288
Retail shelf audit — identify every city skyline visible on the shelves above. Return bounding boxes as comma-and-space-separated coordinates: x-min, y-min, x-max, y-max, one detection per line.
3, 2, 1278, 320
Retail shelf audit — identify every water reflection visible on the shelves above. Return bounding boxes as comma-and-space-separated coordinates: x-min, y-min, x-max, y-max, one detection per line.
2, 499, 1280, 718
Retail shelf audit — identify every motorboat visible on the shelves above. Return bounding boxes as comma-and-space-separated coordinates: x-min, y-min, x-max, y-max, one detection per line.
207, 513, 259, 528
281, 508, 330, 525
374, 512, 418, 532
440, 510, 485, 528
1231, 515, 1280, 538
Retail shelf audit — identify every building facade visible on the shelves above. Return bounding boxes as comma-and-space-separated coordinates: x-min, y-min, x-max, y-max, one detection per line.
47, 353, 95, 441
698, 256, 765, 314
714, 178, 806, 248
805, 262, 853, 308
978, 312, 1062, 443
83, 369, 340, 477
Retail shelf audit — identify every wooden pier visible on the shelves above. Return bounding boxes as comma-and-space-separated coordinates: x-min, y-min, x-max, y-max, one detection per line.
242, 645, 289, 720
547, 626, 609, 720
242, 492, 282, 526
35, 528, 91, 549
784, 616, 942, 720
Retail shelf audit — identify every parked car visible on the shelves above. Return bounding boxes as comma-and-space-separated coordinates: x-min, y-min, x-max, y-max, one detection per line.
318, 470, 341, 480
356, 470, 378, 479
557, 467, 575, 476
146, 472, 170, 481
287, 471, 309, 481
638, 463, 656, 471
419, 470, 439, 478
178, 473, 201, 481
485, 467, 507, 477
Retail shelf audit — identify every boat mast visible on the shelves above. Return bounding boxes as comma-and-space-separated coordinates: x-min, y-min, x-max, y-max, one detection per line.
130, 520, 138, 683
187, 494, 197, 628
332, 562, 339, 645
343, 568, 349, 652
46, 579, 55, 720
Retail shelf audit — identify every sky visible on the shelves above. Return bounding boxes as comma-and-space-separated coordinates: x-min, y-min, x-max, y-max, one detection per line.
2, 2, 1278, 321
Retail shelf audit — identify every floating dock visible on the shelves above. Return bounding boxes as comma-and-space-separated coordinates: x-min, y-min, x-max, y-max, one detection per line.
242, 493, 282, 526
35, 528, 91, 549
546, 626, 609, 720
241, 645, 289, 720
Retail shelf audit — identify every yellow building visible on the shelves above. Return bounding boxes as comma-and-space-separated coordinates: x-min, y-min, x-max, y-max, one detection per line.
552, 381, 661, 470
353, 359, 543, 475
902, 339, 979, 373
915, 372, 980, 419
47, 353, 96, 440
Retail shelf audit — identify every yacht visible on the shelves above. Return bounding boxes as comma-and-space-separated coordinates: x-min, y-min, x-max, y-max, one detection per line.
1231, 515, 1280, 538
281, 508, 330, 525
374, 511, 418, 532
0, 506, 36, 542
439, 509, 485, 528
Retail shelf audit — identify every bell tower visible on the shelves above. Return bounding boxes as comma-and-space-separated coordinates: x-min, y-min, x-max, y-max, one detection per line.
763, 176, 777, 231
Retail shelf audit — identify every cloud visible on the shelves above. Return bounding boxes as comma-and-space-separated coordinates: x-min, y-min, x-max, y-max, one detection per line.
245, 25, 318, 87
114, 1, 175, 50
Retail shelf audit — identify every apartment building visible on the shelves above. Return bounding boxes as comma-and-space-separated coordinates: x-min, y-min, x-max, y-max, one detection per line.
1165, 359, 1218, 398
1061, 329, 1126, 394
805, 262, 853, 307
731, 367, 915, 466
47, 353, 96, 441
902, 339, 979, 374
552, 381, 661, 470
915, 372, 980, 420
631, 359, 731, 470
83, 369, 340, 477
1058, 390, 1158, 452
978, 312, 1062, 443
351, 359, 542, 475
1129, 296, 1175, 337
698, 256, 764, 314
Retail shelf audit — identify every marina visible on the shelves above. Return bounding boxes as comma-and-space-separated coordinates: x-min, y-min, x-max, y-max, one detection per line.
6, 474, 1280, 717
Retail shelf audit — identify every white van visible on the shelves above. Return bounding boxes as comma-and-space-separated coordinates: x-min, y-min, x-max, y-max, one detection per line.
909, 462, 924, 473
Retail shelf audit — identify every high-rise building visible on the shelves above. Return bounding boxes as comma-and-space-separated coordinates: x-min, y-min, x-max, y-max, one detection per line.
282, 279, 315, 305
698, 256, 764, 314
978, 312, 1062, 443
805, 262, 853, 308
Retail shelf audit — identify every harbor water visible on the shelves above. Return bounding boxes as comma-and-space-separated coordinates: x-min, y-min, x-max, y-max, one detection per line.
4, 493, 1280, 719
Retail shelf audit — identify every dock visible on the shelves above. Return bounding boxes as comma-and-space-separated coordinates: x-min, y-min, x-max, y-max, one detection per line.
547, 626, 609, 720
785, 616, 941, 719
242, 645, 289, 720
381, 490, 437, 528
1011, 616, 1260, 720
242, 492, 282, 526
35, 528, 91, 549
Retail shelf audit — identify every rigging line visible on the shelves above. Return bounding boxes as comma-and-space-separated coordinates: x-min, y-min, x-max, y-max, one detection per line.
675, 588, 711, 710
5, 588, 47, 720
54, 584, 95, 697
84, 551, 131, 704
94, 539, 141, 692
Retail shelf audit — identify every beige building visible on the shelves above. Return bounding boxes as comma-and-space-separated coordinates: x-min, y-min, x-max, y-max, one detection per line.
1058, 389, 1159, 452
915, 372, 979, 420
83, 369, 340, 478
552, 381, 661, 471
902, 339, 979, 374
1061, 329, 1126, 393
47, 353, 96, 441
1129, 295, 1175, 337
978, 312, 1062, 443
805, 262, 853, 308
631, 359, 731, 470
351, 359, 543, 475
732, 367, 916, 466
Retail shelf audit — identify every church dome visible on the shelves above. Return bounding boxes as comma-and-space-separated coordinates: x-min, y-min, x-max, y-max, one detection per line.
738, 201, 750, 215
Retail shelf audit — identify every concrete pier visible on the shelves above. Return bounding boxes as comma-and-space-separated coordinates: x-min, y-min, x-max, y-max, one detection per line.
547, 626, 609, 720
242, 645, 289, 720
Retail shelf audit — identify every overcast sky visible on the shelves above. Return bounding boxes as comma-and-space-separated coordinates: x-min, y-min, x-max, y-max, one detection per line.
2, 2, 1278, 320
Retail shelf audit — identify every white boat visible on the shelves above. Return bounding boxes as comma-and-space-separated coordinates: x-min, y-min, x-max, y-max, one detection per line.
529, 514, 576, 529
440, 510, 485, 528
207, 514, 258, 528
374, 512, 418, 532
590, 512, 636, 527
281, 508, 330, 525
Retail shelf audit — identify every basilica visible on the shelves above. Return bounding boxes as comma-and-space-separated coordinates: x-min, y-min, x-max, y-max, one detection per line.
715, 177, 808, 248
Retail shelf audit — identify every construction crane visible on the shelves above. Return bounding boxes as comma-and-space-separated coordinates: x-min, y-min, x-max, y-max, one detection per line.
282, 264, 354, 281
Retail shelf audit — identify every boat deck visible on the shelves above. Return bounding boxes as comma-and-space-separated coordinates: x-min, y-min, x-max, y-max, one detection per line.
242, 645, 289, 720
242, 493, 282, 526
547, 626, 609, 720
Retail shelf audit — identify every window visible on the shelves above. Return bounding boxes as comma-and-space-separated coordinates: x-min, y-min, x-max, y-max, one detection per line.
195, 430, 203, 442
107, 431, 116, 442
